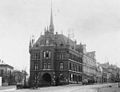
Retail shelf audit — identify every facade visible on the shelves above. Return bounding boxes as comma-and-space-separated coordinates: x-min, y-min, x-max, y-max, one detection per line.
0, 63, 14, 85
0, 63, 14, 76
100, 63, 111, 83
100, 63, 120, 83
96, 62, 102, 83
29, 8, 83, 87
82, 46, 97, 83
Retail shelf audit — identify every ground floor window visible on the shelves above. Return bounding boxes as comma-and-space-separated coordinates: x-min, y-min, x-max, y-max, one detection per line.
43, 63, 47, 69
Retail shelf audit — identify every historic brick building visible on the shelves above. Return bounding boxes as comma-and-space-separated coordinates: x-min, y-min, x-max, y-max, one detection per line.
29, 8, 83, 86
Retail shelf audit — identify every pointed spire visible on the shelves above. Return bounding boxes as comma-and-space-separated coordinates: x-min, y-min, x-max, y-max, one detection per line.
29, 37, 32, 50
50, 3, 53, 26
49, 0, 54, 34
29, 40, 32, 48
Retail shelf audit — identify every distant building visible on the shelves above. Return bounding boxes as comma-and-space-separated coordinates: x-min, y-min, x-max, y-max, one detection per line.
29, 7, 83, 87
100, 63, 111, 83
100, 62, 120, 83
96, 62, 102, 83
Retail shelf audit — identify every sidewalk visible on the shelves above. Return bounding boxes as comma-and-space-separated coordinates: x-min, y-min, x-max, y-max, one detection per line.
0, 85, 16, 90
97, 87, 120, 92
95, 83, 120, 92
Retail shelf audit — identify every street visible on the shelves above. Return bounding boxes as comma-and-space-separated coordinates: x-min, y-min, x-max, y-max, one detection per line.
0, 83, 120, 92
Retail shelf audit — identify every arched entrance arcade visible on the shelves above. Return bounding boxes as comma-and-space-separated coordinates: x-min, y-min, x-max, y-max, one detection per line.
42, 73, 52, 86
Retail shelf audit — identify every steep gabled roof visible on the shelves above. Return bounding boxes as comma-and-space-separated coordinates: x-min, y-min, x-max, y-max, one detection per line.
55, 34, 75, 46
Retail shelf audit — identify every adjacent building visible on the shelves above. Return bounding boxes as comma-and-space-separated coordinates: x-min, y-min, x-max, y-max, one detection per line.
96, 62, 102, 83
82, 45, 97, 83
0, 62, 14, 86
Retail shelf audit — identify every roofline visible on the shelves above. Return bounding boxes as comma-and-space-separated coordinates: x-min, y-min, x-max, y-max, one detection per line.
0, 64, 14, 69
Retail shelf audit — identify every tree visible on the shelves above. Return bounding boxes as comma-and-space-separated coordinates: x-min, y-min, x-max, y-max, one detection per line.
12, 70, 24, 83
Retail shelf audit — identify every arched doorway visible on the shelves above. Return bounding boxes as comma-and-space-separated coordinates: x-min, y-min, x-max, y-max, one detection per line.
42, 73, 52, 86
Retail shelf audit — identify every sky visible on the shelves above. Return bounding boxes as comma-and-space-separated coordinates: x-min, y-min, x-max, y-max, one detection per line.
0, 0, 120, 73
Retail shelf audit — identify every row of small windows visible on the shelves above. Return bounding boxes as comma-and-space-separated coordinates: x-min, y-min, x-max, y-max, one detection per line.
31, 51, 51, 60
31, 53, 40, 60
69, 74, 82, 82
43, 63, 51, 69
56, 53, 82, 62
33, 62, 64, 70
69, 53, 82, 63
34, 62, 39, 70
31, 52, 82, 63
83, 66, 96, 75
56, 53, 68, 60
33, 62, 82, 72
69, 63, 82, 72
33, 62, 51, 70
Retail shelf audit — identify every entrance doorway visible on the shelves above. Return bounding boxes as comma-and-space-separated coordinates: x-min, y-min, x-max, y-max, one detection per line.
42, 73, 52, 86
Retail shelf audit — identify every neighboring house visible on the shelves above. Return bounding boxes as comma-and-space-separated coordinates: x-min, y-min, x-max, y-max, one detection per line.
82, 46, 97, 83
0, 63, 14, 86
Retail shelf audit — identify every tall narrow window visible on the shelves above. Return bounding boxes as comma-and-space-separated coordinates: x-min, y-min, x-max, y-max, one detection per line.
44, 52, 46, 58
69, 63, 72, 70
43, 63, 47, 69
34, 62, 39, 70
38, 53, 40, 59
48, 63, 51, 69
43, 51, 51, 59
60, 62, 64, 70
46, 51, 49, 58
46, 40, 49, 45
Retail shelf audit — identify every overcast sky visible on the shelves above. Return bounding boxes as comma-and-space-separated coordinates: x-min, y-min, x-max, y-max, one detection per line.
0, 0, 120, 72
